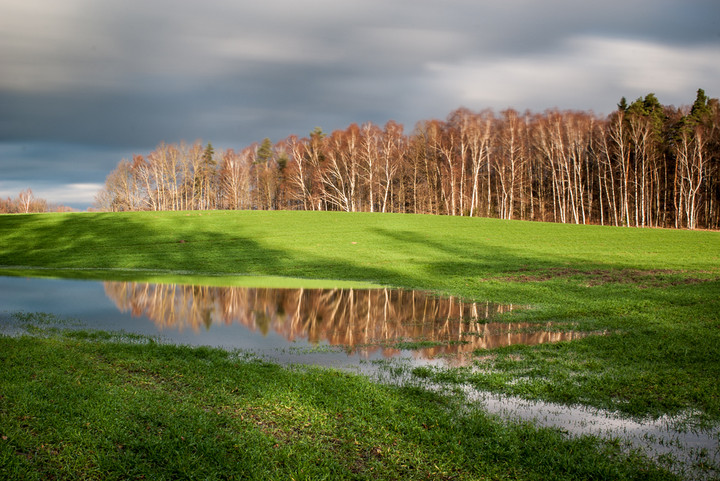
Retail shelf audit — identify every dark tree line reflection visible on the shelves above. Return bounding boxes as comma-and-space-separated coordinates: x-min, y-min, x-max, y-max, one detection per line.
104, 282, 588, 359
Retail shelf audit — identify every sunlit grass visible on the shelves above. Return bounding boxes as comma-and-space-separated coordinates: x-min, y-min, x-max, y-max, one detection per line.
1, 210, 719, 420
0, 330, 673, 480
1, 210, 718, 285
1, 210, 720, 478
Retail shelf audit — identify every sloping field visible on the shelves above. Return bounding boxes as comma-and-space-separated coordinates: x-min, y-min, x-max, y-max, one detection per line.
1, 210, 719, 419
1, 209, 718, 284
2, 211, 720, 479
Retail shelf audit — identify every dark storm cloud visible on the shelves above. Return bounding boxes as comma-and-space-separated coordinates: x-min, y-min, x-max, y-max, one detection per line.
1, 0, 719, 207
0, 142, 129, 185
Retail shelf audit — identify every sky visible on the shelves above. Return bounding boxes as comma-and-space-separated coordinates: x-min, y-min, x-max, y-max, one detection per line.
1, 0, 719, 210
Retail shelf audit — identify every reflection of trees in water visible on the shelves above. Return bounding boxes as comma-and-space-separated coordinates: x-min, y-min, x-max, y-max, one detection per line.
103, 282, 587, 358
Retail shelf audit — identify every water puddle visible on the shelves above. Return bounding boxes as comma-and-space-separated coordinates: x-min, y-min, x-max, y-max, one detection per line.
458, 385, 719, 480
0, 276, 590, 365
366, 361, 720, 481
101, 281, 589, 363
1, 275, 717, 479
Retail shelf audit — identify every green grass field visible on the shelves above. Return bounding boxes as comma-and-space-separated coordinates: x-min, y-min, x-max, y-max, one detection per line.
2, 327, 675, 481
1, 210, 719, 479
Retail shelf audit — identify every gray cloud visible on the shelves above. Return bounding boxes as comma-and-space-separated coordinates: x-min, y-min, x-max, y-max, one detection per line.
1, 0, 719, 207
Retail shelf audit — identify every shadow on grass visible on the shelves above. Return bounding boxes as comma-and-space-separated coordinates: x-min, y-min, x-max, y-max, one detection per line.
0, 213, 437, 288
368, 225, 720, 305
0, 334, 677, 481
2, 212, 719, 421
0, 213, 289, 281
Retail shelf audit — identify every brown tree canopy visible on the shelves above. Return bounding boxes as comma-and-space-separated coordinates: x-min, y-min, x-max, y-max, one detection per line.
96, 90, 720, 230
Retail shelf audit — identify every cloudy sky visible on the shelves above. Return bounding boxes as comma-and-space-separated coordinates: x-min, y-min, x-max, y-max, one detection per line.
1, 0, 719, 209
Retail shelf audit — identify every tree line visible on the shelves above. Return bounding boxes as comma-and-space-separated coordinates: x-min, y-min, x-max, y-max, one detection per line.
0, 188, 73, 214
95, 89, 720, 230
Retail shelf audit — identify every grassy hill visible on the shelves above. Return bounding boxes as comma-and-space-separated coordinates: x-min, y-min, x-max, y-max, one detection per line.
1, 209, 717, 285
1, 210, 719, 418
1, 210, 719, 479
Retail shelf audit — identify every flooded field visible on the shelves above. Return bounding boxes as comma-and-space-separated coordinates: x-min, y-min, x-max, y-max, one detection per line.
102, 280, 590, 362
0, 276, 587, 365
1, 275, 717, 479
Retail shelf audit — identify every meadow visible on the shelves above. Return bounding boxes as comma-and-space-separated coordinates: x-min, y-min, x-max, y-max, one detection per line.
1, 210, 719, 479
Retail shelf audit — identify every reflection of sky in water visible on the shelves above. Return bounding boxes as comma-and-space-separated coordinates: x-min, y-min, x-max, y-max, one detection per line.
0, 276, 293, 348
0, 276, 405, 367
0, 276, 578, 368
2, 276, 717, 477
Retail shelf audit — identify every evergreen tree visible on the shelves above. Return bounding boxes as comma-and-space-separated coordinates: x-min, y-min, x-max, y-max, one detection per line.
256, 138, 273, 165
618, 96, 628, 112
202, 142, 215, 167
196, 142, 217, 209
690, 88, 712, 125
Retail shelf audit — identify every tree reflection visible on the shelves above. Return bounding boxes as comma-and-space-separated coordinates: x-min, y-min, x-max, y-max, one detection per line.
104, 282, 589, 360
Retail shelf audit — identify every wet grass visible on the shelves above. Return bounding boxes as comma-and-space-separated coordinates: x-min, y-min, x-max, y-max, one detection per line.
0, 328, 673, 480
1, 210, 719, 477
1, 211, 718, 417
1, 210, 719, 420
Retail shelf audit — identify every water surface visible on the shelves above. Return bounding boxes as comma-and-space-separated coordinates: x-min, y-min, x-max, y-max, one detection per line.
1, 275, 717, 478
0, 276, 588, 367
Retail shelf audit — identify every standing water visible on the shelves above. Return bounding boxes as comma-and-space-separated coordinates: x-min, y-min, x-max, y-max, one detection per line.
1, 276, 717, 479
